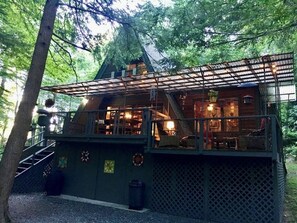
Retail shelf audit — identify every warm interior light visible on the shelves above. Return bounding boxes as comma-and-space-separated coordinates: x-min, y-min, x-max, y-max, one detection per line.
230, 102, 235, 111
106, 107, 111, 119
272, 64, 277, 74
166, 121, 175, 130
125, 112, 132, 119
207, 104, 214, 111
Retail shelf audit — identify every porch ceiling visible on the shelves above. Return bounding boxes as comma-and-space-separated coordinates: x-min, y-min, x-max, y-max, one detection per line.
41, 52, 295, 100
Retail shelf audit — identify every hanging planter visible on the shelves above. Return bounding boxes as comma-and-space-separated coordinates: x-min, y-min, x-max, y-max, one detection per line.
208, 90, 218, 103
45, 98, 55, 108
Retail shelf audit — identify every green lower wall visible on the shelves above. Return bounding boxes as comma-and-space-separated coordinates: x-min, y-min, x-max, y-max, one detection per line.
54, 142, 284, 223
54, 142, 152, 206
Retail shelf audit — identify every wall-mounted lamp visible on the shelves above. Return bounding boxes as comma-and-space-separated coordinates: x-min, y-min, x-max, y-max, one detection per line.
243, 95, 253, 104
207, 103, 214, 111
166, 121, 175, 131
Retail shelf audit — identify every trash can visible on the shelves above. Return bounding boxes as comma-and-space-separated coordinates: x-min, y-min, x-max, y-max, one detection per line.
45, 170, 64, 196
129, 180, 145, 210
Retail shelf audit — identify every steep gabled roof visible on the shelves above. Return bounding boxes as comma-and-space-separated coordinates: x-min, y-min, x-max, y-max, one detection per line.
94, 28, 169, 80
94, 42, 165, 79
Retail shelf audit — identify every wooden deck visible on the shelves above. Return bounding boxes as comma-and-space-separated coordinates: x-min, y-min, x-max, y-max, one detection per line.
43, 109, 283, 160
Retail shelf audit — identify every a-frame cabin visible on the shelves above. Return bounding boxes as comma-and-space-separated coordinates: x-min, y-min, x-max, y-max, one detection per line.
41, 49, 295, 223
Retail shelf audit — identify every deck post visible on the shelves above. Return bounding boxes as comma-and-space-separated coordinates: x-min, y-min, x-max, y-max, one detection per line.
85, 111, 95, 134
271, 116, 278, 161
198, 119, 204, 152
143, 109, 152, 151
62, 112, 71, 133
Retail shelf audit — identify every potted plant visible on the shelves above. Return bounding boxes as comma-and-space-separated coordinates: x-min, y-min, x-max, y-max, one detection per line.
208, 90, 218, 102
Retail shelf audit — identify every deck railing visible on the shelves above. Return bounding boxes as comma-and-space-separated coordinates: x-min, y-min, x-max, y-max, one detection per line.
44, 108, 153, 136
149, 115, 283, 158
43, 109, 283, 159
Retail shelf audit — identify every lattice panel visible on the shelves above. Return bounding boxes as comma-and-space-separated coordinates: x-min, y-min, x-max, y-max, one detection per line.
151, 156, 278, 223
151, 156, 205, 219
277, 161, 285, 223
13, 156, 54, 194
208, 158, 274, 223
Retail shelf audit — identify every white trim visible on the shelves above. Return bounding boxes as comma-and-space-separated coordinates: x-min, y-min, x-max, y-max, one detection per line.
58, 194, 149, 213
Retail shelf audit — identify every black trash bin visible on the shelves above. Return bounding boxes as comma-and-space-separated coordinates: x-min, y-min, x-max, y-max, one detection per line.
129, 180, 145, 210
45, 170, 64, 196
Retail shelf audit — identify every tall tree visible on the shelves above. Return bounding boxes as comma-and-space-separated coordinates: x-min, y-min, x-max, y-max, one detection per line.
136, 0, 297, 67
0, 0, 59, 222
0, 0, 139, 221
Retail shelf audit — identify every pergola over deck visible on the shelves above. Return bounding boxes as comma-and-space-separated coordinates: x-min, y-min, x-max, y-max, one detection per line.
41, 52, 296, 102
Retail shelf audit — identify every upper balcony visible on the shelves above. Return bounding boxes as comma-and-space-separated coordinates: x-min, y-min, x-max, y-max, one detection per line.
42, 108, 283, 161
40, 52, 294, 162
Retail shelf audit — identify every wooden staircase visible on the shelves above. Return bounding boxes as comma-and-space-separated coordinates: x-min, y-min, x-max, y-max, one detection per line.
10, 129, 56, 194
16, 135, 55, 178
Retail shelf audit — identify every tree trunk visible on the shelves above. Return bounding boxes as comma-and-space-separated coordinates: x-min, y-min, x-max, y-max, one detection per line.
0, 0, 59, 222
0, 77, 7, 147
0, 76, 6, 99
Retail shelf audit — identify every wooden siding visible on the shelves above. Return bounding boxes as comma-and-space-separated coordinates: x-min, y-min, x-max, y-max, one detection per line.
173, 87, 261, 131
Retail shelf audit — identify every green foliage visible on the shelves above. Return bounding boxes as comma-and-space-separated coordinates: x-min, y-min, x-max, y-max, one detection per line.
0, 0, 110, 148
281, 102, 297, 148
136, 0, 297, 67
285, 104, 297, 132
104, 26, 143, 69
285, 162, 297, 222
285, 144, 297, 161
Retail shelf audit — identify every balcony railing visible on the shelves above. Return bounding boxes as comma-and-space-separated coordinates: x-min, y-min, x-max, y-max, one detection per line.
44, 108, 153, 137
148, 115, 283, 160
42, 109, 283, 159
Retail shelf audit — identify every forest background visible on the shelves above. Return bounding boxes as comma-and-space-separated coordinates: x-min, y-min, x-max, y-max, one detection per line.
0, 0, 296, 222
0, 0, 296, 158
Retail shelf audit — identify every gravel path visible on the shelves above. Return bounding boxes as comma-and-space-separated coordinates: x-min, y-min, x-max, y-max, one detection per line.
9, 193, 203, 223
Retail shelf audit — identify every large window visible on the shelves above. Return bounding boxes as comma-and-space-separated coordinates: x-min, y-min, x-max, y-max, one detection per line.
194, 98, 239, 132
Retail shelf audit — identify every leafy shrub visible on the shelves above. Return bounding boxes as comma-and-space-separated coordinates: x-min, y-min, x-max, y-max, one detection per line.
284, 143, 297, 161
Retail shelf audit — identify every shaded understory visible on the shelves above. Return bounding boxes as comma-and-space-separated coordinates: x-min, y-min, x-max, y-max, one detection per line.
284, 161, 297, 223
9, 162, 297, 223
9, 194, 205, 223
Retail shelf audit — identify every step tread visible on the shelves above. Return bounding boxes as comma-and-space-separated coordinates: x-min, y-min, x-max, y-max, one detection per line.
22, 162, 32, 165
18, 167, 28, 170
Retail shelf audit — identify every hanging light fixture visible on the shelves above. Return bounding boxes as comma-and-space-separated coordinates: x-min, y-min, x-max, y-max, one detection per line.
243, 95, 253, 104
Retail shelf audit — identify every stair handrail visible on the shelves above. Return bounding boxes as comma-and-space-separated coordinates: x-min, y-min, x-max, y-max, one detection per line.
24, 128, 46, 147
23, 138, 46, 153
19, 141, 55, 165
16, 142, 56, 178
